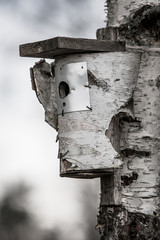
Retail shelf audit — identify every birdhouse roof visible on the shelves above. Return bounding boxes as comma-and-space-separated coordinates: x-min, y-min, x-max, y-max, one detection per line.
20, 36, 125, 59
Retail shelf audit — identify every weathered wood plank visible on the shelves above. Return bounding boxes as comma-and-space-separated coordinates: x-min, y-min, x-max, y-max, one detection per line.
60, 169, 115, 179
19, 36, 126, 59
100, 171, 121, 206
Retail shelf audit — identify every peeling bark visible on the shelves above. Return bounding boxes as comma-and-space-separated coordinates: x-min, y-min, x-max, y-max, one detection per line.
30, 59, 58, 130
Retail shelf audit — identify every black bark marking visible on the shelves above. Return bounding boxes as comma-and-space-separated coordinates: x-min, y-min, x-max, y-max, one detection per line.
121, 172, 138, 187
121, 148, 151, 157
156, 75, 160, 89
119, 5, 160, 46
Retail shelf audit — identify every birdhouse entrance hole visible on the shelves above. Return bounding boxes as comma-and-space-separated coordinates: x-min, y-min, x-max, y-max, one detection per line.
59, 81, 70, 99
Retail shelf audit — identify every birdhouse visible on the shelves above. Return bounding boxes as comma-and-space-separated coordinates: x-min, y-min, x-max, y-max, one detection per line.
20, 37, 141, 178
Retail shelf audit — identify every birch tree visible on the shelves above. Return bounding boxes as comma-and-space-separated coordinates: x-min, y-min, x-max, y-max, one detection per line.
20, 0, 160, 239
96, 0, 160, 239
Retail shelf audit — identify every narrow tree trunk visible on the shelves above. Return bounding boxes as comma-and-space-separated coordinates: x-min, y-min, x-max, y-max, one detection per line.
97, 1, 160, 239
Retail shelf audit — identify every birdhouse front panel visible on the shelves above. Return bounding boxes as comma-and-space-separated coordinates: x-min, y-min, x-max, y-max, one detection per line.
55, 62, 91, 115
55, 52, 141, 178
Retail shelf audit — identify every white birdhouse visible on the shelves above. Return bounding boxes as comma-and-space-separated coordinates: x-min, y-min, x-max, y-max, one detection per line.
20, 37, 141, 178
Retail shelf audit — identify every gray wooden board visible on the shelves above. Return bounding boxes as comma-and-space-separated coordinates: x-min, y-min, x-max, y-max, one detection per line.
19, 36, 126, 59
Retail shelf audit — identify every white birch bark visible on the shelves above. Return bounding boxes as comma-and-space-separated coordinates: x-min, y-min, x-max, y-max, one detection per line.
121, 49, 160, 214
55, 52, 141, 177
97, 1, 160, 239
104, 0, 160, 216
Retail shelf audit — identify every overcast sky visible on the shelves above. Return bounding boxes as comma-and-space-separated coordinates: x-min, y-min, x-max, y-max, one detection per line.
0, 0, 105, 238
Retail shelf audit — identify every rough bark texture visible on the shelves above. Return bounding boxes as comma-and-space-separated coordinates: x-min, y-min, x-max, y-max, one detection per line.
97, 206, 160, 240
106, 0, 160, 27
97, 1, 160, 239
30, 59, 58, 130
98, 4, 160, 47
55, 52, 140, 177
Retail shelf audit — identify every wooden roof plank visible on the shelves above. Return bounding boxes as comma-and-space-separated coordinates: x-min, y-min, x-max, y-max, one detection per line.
20, 36, 126, 59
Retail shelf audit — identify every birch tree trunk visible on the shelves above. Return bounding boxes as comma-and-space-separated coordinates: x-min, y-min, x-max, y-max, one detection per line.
96, 0, 160, 239
20, 0, 160, 238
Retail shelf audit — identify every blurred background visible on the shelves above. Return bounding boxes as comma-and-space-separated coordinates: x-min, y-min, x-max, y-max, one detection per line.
0, 0, 106, 239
